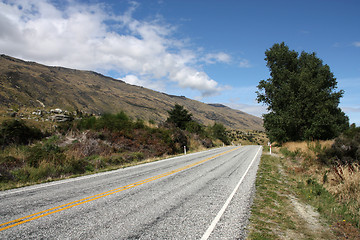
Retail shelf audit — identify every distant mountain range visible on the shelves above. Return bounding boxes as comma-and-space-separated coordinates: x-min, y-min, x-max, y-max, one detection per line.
0, 54, 263, 130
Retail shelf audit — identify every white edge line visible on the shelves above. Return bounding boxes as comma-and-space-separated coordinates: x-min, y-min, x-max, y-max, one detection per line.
201, 146, 262, 240
0, 146, 233, 196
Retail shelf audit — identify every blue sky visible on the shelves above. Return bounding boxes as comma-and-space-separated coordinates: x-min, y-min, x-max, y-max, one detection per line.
1, 0, 359, 125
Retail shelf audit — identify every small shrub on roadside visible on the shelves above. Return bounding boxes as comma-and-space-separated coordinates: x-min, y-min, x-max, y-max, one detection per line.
209, 122, 230, 145
185, 121, 205, 135
63, 158, 88, 174
280, 147, 301, 158
26, 144, 65, 168
0, 120, 43, 147
318, 126, 360, 165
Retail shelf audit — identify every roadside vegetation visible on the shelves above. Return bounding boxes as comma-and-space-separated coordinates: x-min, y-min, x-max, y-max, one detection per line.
248, 126, 360, 239
228, 129, 268, 145
249, 42, 359, 239
0, 105, 230, 190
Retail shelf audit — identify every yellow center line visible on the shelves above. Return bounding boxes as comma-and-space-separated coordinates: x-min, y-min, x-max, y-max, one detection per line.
0, 147, 240, 231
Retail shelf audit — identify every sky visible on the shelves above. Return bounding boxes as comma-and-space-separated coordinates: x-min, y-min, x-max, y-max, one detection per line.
0, 0, 359, 125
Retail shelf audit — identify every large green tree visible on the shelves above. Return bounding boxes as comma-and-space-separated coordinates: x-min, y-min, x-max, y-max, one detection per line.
256, 42, 349, 143
166, 104, 193, 130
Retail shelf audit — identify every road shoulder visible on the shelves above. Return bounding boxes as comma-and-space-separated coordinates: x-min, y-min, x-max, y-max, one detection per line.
247, 153, 335, 239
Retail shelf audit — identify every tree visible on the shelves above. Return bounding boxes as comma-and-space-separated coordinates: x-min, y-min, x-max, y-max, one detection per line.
256, 42, 349, 143
166, 104, 193, 130
210, 122, 230, 145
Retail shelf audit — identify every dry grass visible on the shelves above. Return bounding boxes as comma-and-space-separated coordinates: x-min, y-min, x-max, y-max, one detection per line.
283, 140, 334, 158
280, 141, 360, 237
325, 164, 360, 225
283, 142, 360, 210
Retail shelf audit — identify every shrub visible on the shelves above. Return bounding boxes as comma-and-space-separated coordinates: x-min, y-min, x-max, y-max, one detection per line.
124, 152, 144, 162
171, 128, 188, 153
77, 116, 97, 130
280, 147, 301, 158
63, 158, 88, 174
28, 162, 58, 182
76, 112, 134, 132
26, 144, 65, 168
0, 120, 43, 147
134, 119, 146, 129
12, 167, 31, 182
108, 154, 125, 165
97, 112, 132, 132
210, 122, 230, 145
318, 126, 360, 165
186, 121, 205, 135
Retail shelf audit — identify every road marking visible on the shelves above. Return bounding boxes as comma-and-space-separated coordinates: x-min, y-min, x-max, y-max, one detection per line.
201, 146, 262, 240
0, 147, 240, 232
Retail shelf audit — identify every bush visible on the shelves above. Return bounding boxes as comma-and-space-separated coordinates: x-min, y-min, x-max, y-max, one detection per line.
0, 120, 43, 147
318, 126, 360, 165
26, 144, 65, 168
171, 128, 188, 153
63, 158, 88, 174
186, 121, 205, 135
124, 152, 144, 162
280, 147, 301, 158
210, 122, 230, 145
76, 112, 133, 132
134, 119, 146, 129
77, 116, 97, 130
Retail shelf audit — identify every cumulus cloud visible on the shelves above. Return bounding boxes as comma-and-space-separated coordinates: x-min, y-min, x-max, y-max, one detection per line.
203, 52, 231, 64
121, 74, 165, 91
0, 0, 224, 98
353, 41, 360, 47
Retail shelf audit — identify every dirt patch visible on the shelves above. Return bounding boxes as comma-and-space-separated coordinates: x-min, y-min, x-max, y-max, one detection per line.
289, 195, 321, 231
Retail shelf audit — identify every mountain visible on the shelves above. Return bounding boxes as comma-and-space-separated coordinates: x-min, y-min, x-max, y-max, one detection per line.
0, 54, 263, 130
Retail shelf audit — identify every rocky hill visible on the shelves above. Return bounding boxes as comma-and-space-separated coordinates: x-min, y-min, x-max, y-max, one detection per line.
0, 54, 263, 130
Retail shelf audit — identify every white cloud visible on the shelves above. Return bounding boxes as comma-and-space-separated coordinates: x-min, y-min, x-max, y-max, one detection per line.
0, 0, 224, 98
203, 52, 231, 64
353, 41, 360, 47
170, 67, 222, 97
239, 58, 252, 68
226, 103, 267, 118
121, 74, 165, 91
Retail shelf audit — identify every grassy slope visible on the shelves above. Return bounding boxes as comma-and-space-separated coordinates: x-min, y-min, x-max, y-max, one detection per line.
0, 54, 263, 130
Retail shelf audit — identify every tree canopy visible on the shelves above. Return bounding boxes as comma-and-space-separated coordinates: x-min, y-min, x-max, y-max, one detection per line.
256, 42, 349, 143
210, 122, 230, 145
166, 104, 193, 130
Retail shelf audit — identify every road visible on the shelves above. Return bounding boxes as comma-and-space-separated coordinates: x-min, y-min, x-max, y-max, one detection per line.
0, 145, 262, 239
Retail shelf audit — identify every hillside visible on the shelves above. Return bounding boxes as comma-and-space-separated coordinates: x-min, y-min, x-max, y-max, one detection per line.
0, 54, 263, 130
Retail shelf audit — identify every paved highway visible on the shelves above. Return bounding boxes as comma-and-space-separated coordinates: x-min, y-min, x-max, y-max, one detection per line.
0, 145, 262, 239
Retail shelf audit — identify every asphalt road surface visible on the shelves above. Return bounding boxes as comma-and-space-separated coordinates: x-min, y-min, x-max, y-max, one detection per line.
0, 145, 262, 239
